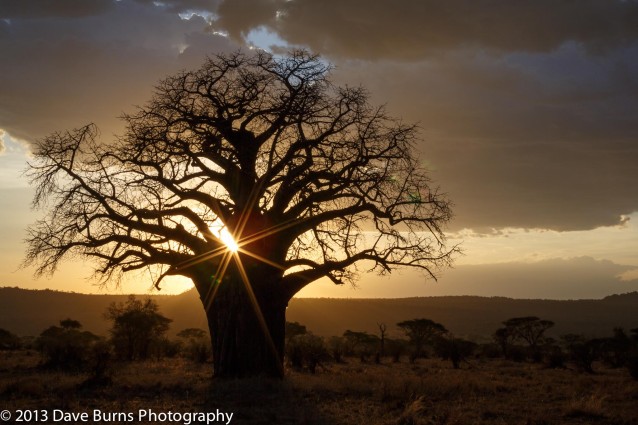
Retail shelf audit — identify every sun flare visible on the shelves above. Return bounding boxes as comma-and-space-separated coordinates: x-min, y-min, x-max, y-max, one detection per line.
220, 227, 239, 252
210, 219, 239, 252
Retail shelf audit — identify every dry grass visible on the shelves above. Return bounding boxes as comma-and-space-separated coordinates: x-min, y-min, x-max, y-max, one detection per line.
0, 352, 637, 425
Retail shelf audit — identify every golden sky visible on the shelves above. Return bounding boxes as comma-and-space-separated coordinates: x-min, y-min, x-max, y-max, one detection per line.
1, 0, 637, 298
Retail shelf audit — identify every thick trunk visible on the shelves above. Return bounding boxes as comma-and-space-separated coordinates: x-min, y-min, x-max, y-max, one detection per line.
194, 272, 288, 378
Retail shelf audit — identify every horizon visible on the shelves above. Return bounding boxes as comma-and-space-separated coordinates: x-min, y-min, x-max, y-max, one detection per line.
2, 284, 637, 302
1, 1, 638, 299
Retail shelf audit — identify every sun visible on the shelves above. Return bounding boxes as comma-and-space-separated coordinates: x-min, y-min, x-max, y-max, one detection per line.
220, 227, 239, 252
209, 219, 239, 252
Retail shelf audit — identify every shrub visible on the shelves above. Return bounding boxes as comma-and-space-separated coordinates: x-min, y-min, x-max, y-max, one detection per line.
434, 336, 476, 369
35, 320, 100, 372
0, 328, 21, 350
177, 328, 211, 363
286, 334, 330, 373
105, 296, 172, 361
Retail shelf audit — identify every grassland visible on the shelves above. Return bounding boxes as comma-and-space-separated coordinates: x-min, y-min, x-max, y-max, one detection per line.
1, 350, 637, 425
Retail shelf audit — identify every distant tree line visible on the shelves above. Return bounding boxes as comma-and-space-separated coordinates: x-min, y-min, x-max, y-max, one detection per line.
1, 308, 637, 381
0, 295, 211, 385
282, 316, 638, 380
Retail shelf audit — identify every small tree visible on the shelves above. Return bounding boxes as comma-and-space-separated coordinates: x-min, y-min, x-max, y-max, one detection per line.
503, 316, 554, 361
106, 296, 172, 361
343, 330, 379, 362
35, 320, 99, 371
397, 318, 447, 362
285, 321, 308, 340
493, 327, 516, 358
377, 323, 387, 358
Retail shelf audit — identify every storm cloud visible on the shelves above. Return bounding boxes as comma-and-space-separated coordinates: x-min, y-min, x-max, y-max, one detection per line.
214, 0, 638, 231
1, 0, 637, 231
0, 0, 235, 142
216, 0, 638, 59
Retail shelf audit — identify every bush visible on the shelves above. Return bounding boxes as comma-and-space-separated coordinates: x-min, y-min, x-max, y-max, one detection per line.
0, 328, 21, 350
106, 296, 172, 361
385, 338, 409, 363
434, 336, 476, 369
177, 328, 211, 363
327, 336, 346, 363
544, 345, 567, 369
286, 334, 330, 373
562, 334, 602, 374
35, 320, 100, 372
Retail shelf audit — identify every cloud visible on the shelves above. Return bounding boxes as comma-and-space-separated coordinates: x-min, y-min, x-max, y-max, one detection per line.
299, 256, 638, 299
0, 1, 238, 144
0, 0, 115, 19
0, 130, 5, 155
211, 0, 638, 230
329, 45, 638, 230
1, 0, 637, 232
216, 0, 638, 59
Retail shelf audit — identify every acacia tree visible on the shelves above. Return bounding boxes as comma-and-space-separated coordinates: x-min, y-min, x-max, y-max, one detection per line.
397, 318, 448, 361
24, 50, 456, 378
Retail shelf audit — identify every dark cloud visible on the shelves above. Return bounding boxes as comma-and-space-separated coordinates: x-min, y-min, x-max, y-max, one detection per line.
216, 0, 638, 59
330, 45, 638, 230
0, 0, 114, 19
0, 0, 238, 143
211, 0, 638, 230
1, 0, 637, 232
132, 0, 219, 14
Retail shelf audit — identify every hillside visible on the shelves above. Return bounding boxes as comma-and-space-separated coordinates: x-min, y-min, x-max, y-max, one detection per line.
0, 287, 636, 340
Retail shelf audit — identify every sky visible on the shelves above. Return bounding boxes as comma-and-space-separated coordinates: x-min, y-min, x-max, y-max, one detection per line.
1, 0, 637, 299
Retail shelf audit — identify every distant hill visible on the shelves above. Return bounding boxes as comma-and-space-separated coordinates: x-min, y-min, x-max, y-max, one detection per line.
0, 287, 207, 338
0, 287, 636, 341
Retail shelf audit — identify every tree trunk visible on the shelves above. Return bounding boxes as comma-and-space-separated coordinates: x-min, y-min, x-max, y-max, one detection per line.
194, 271, 287, 378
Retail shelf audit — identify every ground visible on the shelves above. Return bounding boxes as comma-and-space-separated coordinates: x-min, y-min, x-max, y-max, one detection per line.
1, 351, 637, 425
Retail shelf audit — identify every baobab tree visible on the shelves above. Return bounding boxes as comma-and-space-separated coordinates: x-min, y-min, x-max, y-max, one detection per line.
24, 50, 456, 378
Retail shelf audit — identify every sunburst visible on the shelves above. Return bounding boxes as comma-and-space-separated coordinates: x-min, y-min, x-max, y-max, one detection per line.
173, 178, 293, 372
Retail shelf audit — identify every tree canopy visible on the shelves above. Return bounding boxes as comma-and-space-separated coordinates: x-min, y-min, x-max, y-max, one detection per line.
24, 50, 457, 377
25, 50, 456, 295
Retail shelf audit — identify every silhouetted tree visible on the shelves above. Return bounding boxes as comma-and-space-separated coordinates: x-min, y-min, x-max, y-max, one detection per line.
343, 330, 379, 362
562, 334, 603, 374
493, 326, 516, 358
327, 336, 346, 363
397, 318, 447, 362
24, 50, 456, 378
285, 321, 308, 340
377, 322, 387, 358
106, 296, 172, 361
503, 316, 554, 361
60, 318, 82, 330
434, 335, 476, 369
600, 327, 633, 368
35, 320, 100, 371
